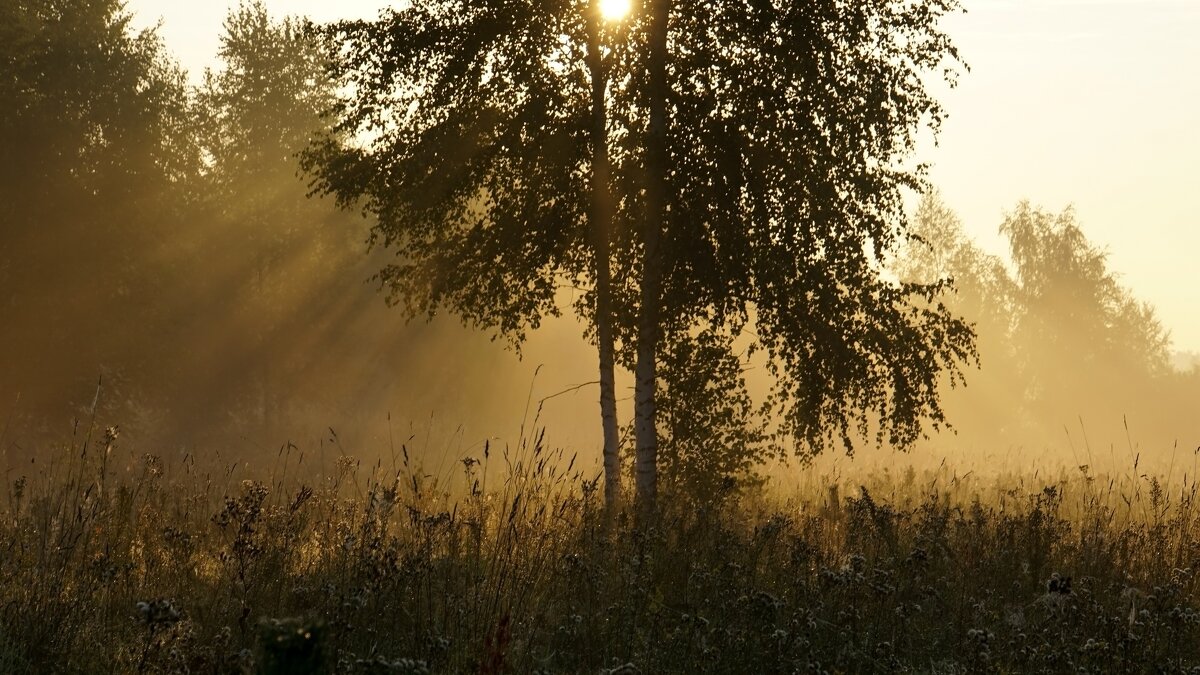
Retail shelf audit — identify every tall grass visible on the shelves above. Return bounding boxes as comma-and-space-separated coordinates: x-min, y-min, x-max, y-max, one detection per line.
2, 427, 1200, 673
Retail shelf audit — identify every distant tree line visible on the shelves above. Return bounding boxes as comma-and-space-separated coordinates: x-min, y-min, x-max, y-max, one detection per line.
895, 193, 1200, 465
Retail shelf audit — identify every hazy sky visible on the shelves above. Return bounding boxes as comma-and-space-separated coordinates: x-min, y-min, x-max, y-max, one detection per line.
127, 0, 1200, 351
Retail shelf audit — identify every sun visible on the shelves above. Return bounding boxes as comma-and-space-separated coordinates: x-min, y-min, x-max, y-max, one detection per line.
598, 0, 631, 21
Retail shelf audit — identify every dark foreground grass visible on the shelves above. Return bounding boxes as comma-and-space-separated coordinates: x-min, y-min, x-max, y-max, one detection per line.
3, 431, 1200, 673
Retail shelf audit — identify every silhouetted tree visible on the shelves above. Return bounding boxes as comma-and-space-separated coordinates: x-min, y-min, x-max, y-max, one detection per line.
305, 0, 977, 515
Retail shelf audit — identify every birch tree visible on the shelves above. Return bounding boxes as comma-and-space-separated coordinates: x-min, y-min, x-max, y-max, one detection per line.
584, 0, 625, 509
306, 0, 978, 516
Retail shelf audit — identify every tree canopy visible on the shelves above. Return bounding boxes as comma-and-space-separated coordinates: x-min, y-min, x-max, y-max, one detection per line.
640, 0, 976, 455
304, 0, 978, 511
303, 2, 597, 342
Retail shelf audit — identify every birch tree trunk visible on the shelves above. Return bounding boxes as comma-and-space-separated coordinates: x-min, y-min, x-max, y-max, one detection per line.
586, 5, 622, 510
634, 0, 669, 518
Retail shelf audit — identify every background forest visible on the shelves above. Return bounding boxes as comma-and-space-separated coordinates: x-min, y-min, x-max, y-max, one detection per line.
0, 0, 586, 463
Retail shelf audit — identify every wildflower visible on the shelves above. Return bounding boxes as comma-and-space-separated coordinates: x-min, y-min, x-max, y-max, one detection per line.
136, 599, 182, 627
1083, 638, 1108, 653
1046, 572, 1071, 595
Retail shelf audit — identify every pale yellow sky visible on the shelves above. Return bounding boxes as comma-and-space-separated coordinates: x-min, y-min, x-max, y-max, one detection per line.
128, 0, 1200, 351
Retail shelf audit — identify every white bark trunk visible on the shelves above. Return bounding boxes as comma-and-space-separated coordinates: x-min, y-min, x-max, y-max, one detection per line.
587, 4, 622, 510
634, 0, 670, 519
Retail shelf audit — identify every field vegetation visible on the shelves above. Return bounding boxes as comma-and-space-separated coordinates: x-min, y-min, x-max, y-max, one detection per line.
3, 427, 1200, 673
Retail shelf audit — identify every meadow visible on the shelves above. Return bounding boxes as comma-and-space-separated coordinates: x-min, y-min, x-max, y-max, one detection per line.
3, 426, 1200, 674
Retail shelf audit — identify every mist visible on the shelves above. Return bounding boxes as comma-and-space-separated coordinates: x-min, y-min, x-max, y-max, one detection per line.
2, 0, 1197, 488
885, 194, 1200, 479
